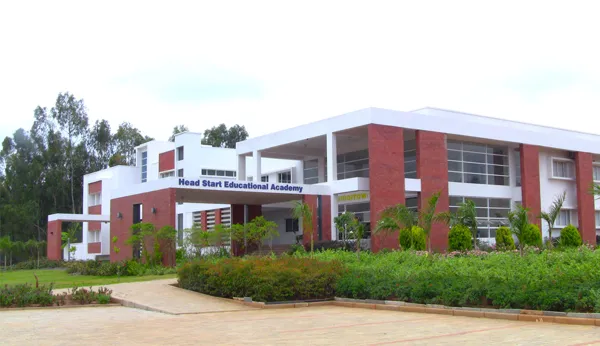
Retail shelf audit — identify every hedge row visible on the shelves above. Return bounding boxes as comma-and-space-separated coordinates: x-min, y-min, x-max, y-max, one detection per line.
178, 257, 343, 302
178, 248, 600, 312
65, 260, 176, 276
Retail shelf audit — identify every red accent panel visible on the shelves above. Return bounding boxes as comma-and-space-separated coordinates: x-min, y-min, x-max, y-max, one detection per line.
110, 188, 176, 265
368, 124, 405, 252
575, 152, 596, 245
248, 205, 262, 221
89, 181, 102, 194
88, 205, 101, 215
159, 150, 175, 172
321, 195, 332, 241
88, 222, 101, 231
201, 211, 208, 230
416, 130, 449, 252
215, 209, 222, 224
47, 220, 62, 260
88, 242, 101, 254
520, 144, 542, 228
229, 204, 262, 256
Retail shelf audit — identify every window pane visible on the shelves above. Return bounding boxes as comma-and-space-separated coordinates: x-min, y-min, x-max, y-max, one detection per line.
488, 175, 509, 186
447, 140, 462, 150
470, 198, 488, 207
463, 152, 486, 163
216, 170, 225, 176
448, 172, 463, 183
207, 169, 215, 176
478, 228, 489, 238
489, 208, 509, 218
447, 150, 462, 161
464, 173, 486, 184
448, 161, 462, 172
476, 208, 488, 218
488, 154, 508, 166
488, 164, 509, 176
405, 172, 417, 179
404, 160, 416, 173
449, 197, 464, 206
489, 199, 510, 208
464, 162, 486, 174
463, 142, 487, 153
225, 171, 235, 177
487, 146, 508, 155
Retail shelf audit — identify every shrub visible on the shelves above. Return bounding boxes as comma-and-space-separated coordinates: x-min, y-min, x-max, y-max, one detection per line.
495, 226, 515, 251
97, 294, 111, 304
288, 244, 306, 255
521, 224, 542, 247
560, 225, 582, 248
399, 226, 426, 251
307, 240, 355, 252
0, 283, 55, 307
11, 258, 65, 270
448, 225, 472, 251
177, 257, 344, 302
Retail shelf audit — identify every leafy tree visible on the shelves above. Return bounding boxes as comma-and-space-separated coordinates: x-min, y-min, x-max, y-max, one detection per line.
348, 216, 366, 256
113, 122, 153, 166
169, 125, 189, 142
334, 211, 354, 245
51, 92, 89, 214
126, 222, 156, 264
291, 201, 314, 254
185, 223, 210, 258
61, 223, 80, 261
539, 191, 566, 247
201, 124, 249, 148
508, 204, 542, 254
0, 236, 11, 270
374, 191, 448, 252
89, 119, 113, 170
246, 216, 279, 254
448, 224, 473, 252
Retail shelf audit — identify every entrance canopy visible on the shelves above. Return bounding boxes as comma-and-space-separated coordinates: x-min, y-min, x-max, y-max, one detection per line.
48, 213, 110, 223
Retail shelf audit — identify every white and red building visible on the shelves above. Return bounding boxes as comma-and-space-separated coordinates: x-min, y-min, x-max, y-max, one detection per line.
47, 107, 600, 262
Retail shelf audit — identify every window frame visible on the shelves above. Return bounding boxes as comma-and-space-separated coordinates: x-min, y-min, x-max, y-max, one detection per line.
201, 169, 237, 178
278, 171, 292, 184
159, 170, 175, 179
593, 164, 600, 182
550, 157, 575, 180
176, 146, 184, 161
554, 209, 573, 228
447, 140, 510, 186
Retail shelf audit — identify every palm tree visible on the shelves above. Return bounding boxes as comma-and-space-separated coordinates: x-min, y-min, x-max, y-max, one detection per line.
291, 201, 314, 254
508, 203, 530, 255
538, 191, 566, 247
374, 191, 448, 253
449, 199, 479, 250
591, 183, 600, 198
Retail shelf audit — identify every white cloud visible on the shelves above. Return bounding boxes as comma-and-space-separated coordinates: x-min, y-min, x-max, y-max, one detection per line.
1, 0, 600, 143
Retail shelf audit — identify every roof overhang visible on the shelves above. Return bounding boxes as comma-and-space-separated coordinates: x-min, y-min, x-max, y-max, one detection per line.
48, 214, 110, 223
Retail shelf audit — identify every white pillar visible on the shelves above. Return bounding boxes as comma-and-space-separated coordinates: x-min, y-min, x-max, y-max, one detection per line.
327, 132, 337, 182
237, 155, 246, 180
253, 150, 261, 182
330, 194, 338, 240
317, 156, 326, 183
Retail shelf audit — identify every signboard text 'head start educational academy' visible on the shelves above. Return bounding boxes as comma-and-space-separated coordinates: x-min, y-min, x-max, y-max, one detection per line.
178, 179, 304, 193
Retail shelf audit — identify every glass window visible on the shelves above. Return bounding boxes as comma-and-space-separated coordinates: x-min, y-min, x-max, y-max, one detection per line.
593, 165, 600, 182
201, 169, 236, 178
514, 150, 521, 186
447, 140, 509, 186
337, 202, 371, 239
177, 146, 184, 161
304, 159, 319, 185
596, 211, 600, 229
141, 151, 148, 183
552, 159, 575, 179
555, 210, 572, 227
160, 171, 175, 178
177, 169, 184, 177
177, 213, 184, 246
337, 149, 369, 180
404, 138, 417, 179
450, 196, 511, 241
285, 219, 299, 233
278, 171, 291, 183
261, 175, 269, 182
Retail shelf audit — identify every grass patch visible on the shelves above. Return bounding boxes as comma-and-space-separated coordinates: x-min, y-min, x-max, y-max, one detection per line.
0, 269, 176, 289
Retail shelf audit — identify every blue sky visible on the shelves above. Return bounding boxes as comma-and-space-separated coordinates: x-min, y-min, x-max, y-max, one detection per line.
1, 0, 600, 143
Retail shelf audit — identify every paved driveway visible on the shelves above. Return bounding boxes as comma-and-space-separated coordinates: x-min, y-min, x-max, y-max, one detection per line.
3, 305, 600, 345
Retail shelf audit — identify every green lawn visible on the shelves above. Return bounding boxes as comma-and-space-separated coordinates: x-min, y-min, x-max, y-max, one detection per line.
0, 269, 176, 289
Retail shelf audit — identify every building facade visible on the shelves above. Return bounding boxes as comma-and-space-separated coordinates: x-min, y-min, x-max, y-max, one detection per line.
47, 107, 600, 261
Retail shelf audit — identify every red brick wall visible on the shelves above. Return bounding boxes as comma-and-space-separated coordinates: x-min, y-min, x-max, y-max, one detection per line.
520, 144, 542, 228
158, 150, 175, 172
87, 242, 101, 254
47, 220, 62, 260
201, 211, 208, 230
229, 204, 262, 256
110, 188, 176, 265
368, 124, 405, 252
576, 152, 596, 245
215, 209, 222, 225
89, 180, 102, 194
416, 130, 449, 252
321, 195, 332, 241
88, 205, 101, 230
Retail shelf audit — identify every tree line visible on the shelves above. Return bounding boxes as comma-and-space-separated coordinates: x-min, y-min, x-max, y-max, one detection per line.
0, 92, 248, 246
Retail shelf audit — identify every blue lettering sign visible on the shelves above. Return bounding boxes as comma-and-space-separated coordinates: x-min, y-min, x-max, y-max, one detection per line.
178, 178, 303, 193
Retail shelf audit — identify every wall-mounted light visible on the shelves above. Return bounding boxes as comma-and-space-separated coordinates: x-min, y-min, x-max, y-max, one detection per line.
117, 212, 123, 219
151, 207, 157, 214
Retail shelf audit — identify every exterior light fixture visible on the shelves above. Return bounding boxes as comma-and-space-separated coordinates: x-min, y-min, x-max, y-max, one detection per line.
151, 207, 157, 214
117, 212, 123, 219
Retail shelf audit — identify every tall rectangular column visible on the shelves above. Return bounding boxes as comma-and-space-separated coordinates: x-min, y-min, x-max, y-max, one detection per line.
575, 152, 596, 245
520, 144, 542, 228
215, 209, 222, 225
253, 150, 261, 182
201, 211, 208, 230
47, 220, 62, 260
368, 124, 405, 252
237, 155, 246, 180
327, 133, 337, 183
416, 130, 449, 252
302, 195, 318, 248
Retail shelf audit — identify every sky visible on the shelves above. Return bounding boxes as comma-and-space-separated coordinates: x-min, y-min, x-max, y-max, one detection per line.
1, 0, 600, 143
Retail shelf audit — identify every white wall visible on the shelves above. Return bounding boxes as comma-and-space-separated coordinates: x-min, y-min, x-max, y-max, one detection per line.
262, 209, 297, 245
539, 149, 578, 239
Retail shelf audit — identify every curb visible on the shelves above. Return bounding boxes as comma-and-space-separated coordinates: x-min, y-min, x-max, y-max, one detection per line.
0, 303, 121, 312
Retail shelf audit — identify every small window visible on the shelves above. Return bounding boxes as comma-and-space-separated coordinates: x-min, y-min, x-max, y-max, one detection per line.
555, 210, 572, 228
552, 159, 575, 179
216, 170, 225, 177
593, 165, 600, 182
177, 169, 184, 177
160, 171, 175, 179
226, 171, 236, 177
177, 146, 184, 161
278, 171, 292, 184
88, 231, 100, 243
261, 175, 269, 182
596, 211, 600, 229
285, 219, 299, 233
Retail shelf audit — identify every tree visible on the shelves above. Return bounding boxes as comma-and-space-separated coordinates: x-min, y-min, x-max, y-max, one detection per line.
113, 122, 152, 166
334, 211, 355, 247
508, 204, 533, 255
374, 191, 448, 252
186, 223, 210, 258
51, 92, 89, 214
0, 236, 11, 270
449, 199, 479, 250
246, 216, 279, 254
348, 216, 366, 257
291, 201, 314, 254
89, 119, 113, 171
169, 125, 189, 142
201, 124, 249, 148
538, 191, 566, 247
156, 225, 177, 266
61, 223, 80, 261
